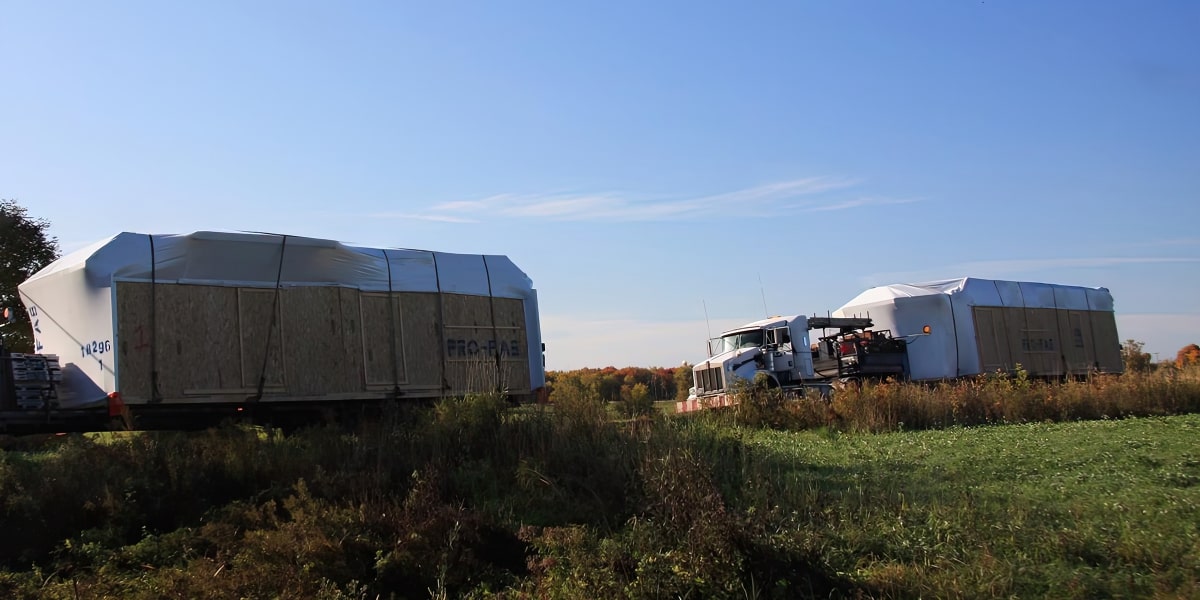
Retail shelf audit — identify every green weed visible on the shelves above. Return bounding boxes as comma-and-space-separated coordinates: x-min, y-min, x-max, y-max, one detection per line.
0, 376, 1197, 598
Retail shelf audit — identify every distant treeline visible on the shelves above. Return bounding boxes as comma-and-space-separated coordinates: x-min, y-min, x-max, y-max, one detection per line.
547, 365, 694, 404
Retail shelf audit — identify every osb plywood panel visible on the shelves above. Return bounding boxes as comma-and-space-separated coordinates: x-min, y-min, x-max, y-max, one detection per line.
443, 294, 493, 328
282, 286, 352, 395
493, 297, 531, 393
360, 293, 408, 386
443, 322, 530, 395
1090, 311, 1123, 372
116, 283, 241, 400
443, 361, 532, 396
972, 307, 1013, 373
438, 294, 530, 395
338, 287, 366, 390
1018, 308, 1061, 375
115, 282, 152, 402
443, 326, 528, 362
1058, 310, 1095, 374
491, 297, 527, 329
398, 292, 442, 389
239, 289, 286, 389
115, 283, 532, 402
154, 284, 241, 395
975, 305, 1122, 377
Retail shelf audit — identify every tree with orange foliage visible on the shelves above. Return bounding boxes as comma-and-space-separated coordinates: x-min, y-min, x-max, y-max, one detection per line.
546, 366, 682, 403
1122, 339, 1153, 373
1177, 344, 1200, 369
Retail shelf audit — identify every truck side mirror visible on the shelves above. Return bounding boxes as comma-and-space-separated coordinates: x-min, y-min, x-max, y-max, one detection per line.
767, 327, 789, 349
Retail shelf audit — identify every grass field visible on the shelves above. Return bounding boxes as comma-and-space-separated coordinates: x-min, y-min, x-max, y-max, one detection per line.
737, 415, 1200, 597
0, 374, 1198, 598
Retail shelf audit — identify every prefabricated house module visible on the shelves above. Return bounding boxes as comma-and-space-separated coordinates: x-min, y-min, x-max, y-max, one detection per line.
7, 231, 544, 429
833, 277, 1122, 380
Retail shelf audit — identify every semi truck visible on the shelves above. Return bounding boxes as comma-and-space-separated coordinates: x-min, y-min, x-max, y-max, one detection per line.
679, 277, 1123, 413
1, 231, 546, 433
678, 314, 914, 412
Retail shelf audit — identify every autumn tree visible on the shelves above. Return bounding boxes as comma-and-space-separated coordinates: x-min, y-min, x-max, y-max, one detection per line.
547, 366, 682, 404
618, 382, 654, 418
1121, 339, 1153, 373
1, 200, 60, 352
1177, 344, 1200, 369
674, 362, 693, 401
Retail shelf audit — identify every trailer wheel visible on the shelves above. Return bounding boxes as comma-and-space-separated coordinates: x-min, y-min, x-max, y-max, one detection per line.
834, 377, 863, 391
799, 384, 834, 402
108, 414, 133, 432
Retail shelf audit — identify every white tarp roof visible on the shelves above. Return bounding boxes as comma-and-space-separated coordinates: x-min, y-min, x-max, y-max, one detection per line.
839, 277, 1114, 312
719, 315, 798, 335
23, 231, 535, 297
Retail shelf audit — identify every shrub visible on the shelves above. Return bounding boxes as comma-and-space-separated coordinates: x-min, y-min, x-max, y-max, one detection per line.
3, 368, 1199, 598
823, 366, 1200, 433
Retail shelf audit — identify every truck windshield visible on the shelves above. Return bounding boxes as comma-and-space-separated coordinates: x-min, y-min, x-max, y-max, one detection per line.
713, 329, 764, 354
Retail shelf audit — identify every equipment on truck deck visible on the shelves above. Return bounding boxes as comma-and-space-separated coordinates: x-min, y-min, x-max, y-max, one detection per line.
811, 324, 909, 380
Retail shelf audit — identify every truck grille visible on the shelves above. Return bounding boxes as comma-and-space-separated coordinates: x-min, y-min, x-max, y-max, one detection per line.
696, 366, 724, 393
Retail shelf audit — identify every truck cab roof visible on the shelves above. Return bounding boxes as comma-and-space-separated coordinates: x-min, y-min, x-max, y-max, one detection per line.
719, 315, 800, 336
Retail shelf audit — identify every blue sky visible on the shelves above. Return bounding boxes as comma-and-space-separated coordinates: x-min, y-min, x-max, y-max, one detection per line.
2, 1, 1197, 369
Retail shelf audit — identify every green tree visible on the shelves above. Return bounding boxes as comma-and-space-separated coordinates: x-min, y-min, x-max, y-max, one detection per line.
674, 362, 693, 401
547, 370, 585, 404
596, 369, 622, 402
618, 382, 654, 418
1121, 339, 1152, 373
1, 200, 60, 352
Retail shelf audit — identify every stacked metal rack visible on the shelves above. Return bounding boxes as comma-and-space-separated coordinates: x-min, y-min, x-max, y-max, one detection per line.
4, 353, 62, 410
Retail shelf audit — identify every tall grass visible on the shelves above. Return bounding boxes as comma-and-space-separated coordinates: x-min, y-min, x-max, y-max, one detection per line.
0, 367, 1196, 598
724, 365, 1200, 433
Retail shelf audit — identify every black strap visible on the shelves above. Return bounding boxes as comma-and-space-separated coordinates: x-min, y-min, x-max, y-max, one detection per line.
482, 256, 503, 392
253, 235, 287, 402
1084, 291, 1101, 371
383, 250, 402, 399
149, 235, 162, 403
432, 253, 449, 393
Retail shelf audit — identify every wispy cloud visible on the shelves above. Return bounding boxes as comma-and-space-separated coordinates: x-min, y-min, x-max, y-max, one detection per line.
961, 257, 1200, 272
385, 177, 904, 223
804, 196, 917, 212
501, 195, 617, 218
1125, 237, 1200, 248
367, 212, 480, 224
430, 199, 494, 213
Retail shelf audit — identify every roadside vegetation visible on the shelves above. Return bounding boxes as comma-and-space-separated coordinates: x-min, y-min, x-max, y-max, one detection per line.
0, 366, 1198, 598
